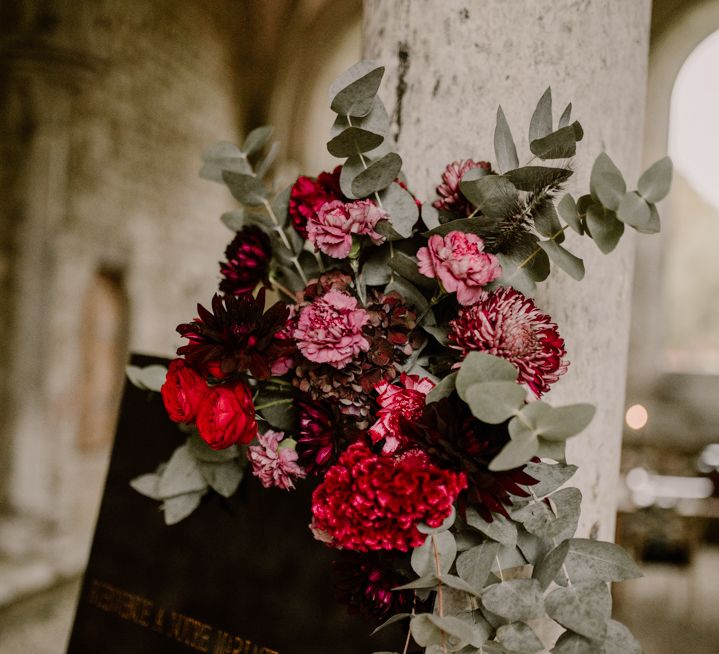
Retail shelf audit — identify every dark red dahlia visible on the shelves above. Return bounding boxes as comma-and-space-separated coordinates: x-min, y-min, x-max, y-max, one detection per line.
296, 396, 363, 475
402, 396, 539, 522
293, 288, 423, 427
448, 286, 568, 397
311, 442, 467, 552
219, 226, 271, 297
289, 166, 345, 238
334, 551, 415, 621
433, 159, 492, 217
176, 289, 293, 380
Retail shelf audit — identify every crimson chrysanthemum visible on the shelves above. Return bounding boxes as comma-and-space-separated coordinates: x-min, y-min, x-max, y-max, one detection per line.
176, 289, 292, 380
433, 159, 492, 217
448, 286, 568, 396
333, 551, 415, 621
311, 442, 466, 552
219, 226, 272, 297
402, 396, 539, 521
288, 166, 346, 238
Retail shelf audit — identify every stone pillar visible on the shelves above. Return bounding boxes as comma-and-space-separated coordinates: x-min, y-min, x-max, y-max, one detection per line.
364, 0, 651, 541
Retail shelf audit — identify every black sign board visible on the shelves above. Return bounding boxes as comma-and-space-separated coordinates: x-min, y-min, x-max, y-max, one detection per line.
67, 354, 400, 654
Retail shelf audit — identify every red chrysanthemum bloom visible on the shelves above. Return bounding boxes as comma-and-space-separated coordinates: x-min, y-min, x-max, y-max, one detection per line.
448, 287, 568, 397
177, 289, 292, 381
369, 373, 436, 454
289, 166, 346, 238
219, 226, 272, 297
433, 159, 492, 217
311, 442, 466, 552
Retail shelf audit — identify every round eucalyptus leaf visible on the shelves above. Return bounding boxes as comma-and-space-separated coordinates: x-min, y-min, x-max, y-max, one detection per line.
637, 156, 673, 203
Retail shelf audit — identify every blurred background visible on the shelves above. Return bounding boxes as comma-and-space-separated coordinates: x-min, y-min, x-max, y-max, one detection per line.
0, 0, 718, 652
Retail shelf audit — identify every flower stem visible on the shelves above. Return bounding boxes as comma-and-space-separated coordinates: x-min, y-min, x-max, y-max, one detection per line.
350, 258, 367, 305
254, 398, 293, 411
416, 291, 445, 326
431, 535, 448, 654
262, 199, 308, 286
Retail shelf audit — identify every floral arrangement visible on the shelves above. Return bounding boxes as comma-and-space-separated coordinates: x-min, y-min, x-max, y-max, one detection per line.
128, 61, 672, 653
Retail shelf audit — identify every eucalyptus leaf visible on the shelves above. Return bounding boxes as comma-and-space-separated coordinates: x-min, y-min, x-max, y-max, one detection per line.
537, 240, 585, 280
635, 203, 661, 235
200, 141, 252, 181
603, 619, 642, 654
494, 106, 520, 172
457, 352, 518, 401
465, 509, 517, 547
393, 575, 438, 591
489, 436, 540, 472
187, 434, 239, 462
425, 215, 493, 239
422, 203, 441, 230
534, 403, 596, 441
529, 122, 583, 159
130, 473, 162, 500
551, 632, 601, 654
534, 201, 564, 240
389, 250, 433, 289
380, 182, 419, 237
503, 166, 572, 193
255, 140, 280, 178
386, 276, 429, 313
456, 541, 500, 591
220, 210, 247, 232
637, 156, 673, 203
493, 254, 537, 296
412, 531, 457, 576
533, 540, 570, 590
496, 622, 544, 654
363, 245, 392, 285
616, 192, 651, 229
126, 364, 167, 392
352, 152, 402, 197
558, 103, 572, 129
522, 461, 578, 497
271, 185, 292, 228
327, 126, 384, 158
370, 613, 412, 636
222, 171, 267, 206
197, 460, 244, 498
162, 491, 205, 526
158, 444, 207, 498
427, 614, 486, 649
592, 173, 626, 211
481, 579, 544, 622
557, 193, 583, 235
426, 371, 457, 404
329, 60, 385, 117
561, 539, 642, 584
537, 438, 567, 461
254, 389, 295, 431
590, 153, 623, 200
460, 173, 518, 218
586, 204, 624, 254
340, 154, 364, 199
529, 87, 553, 143
242, 126, 273, 156
524, 247, 551, 283
437, 574, 482, 597
464, 381, 526, 424
545, 580, 611, 641
330, 98, 391, 139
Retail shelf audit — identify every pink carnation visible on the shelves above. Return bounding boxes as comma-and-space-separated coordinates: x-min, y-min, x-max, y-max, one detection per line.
369, 373, 436, 454
311, 442, 467, 552
307, 200, 387, 259
248, 430, 306, 491
293, 289, 370, 368
417, 231, 502, 305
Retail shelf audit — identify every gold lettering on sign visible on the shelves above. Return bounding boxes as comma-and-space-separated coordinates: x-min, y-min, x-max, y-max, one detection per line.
85, 578, 279, 654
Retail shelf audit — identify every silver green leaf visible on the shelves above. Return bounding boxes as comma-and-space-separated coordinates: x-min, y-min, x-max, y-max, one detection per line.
560, 538, 642, 584
412, 531, 457, 577
590, 153, 623, 200
481, 579, 545, 622
464, 381, 527, 424
339, 154, 364, 199
557, 193, 583, 235
200, 141, 252, 181
603, 619, 642, 654
197, 460, 243, 498
503, 166, 573, 193
494, 105, 520, 173
616, 191, 651, 229
241, 126, 273, 156
422, 203, 441, 230
466, 508, 517, 547
529, 122, 583, 159
126, 364, 167, 392
551, 631, 601, 654
529, 87, 553, 143
456, 541, 500, 591
456, 352, 518, 401
362, 244, 392, 285
490, 436, 540, 472
545, 580, 611, 641
158, 444, 207, 499
186, 434, 239, 463
370, 612, 412, 636
162, 491, 205, 526
496, 621, 544, 654
460, 172, 518, 218
533, 403, 596, 441
351, 152, 402, 197
329, 60, 385, 117
222, 171, 267, 206
130, 473, 162, 500
327, 126, 384, 158
586, 204, 625, 254
558, 102, 572, 129
522, 461, 577, 497
537, 240, 585, 280
533, 539, 570, 590
426, 371, 457, 404
381, 182, 419, 237
637, 156, 673, 203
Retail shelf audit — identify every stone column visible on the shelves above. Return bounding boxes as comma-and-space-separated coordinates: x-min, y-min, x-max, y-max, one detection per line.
364, 0, 651, 541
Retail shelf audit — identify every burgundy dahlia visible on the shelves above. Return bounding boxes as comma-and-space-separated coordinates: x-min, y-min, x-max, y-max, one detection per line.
433, 159, 492, 217
289, 166, 346, 238
296, 396, 363, 475
403, 396, 539, 521
219, 226, 271, 297
334, 552, 415, 621
448, 286, 568, 396
311, 442, 467, 552
176, 289, 292, 381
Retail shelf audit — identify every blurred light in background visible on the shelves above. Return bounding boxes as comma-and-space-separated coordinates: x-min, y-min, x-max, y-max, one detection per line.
625, 403, 649, 430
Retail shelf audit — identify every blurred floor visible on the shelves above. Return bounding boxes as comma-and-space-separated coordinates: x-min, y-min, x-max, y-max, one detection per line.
0, 550, 717, 653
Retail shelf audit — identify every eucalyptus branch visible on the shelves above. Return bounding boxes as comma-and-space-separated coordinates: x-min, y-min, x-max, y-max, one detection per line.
350, 257, 367, 305
262, 199, 308, 285
509, 224, 570, 278
431, 534, 448, 654
417, 291, 446, 325
529, 488, 574, 588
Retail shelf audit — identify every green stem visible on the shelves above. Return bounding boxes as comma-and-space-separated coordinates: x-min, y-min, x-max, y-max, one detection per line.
431, 535, 448, 654
508, 224, 570, 279
262, 199, 308, 285
417, 292, 445, 325
254, 398, 293, 412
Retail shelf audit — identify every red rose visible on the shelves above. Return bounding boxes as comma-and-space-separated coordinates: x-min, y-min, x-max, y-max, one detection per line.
161, 359, 209, 424
195, 382, 258, 450
288, 166, 345, 238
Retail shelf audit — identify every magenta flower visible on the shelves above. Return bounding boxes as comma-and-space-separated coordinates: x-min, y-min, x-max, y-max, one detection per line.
248, 430, 306, 491
448, 287, 568, 397
293, 289, 370, 368
417, 231, 502, 305
307, 200, 387, 259
369, 373, 436, 454
433, 159, 492, 217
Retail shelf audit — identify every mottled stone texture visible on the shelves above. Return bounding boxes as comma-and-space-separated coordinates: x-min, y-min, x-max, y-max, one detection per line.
0, 0, 243, 523
364, 0, 651, 540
